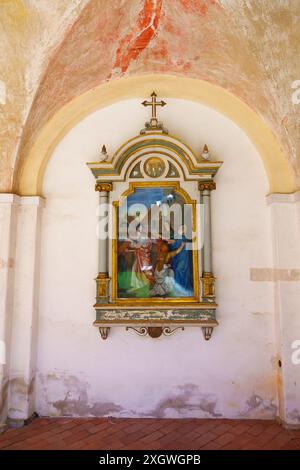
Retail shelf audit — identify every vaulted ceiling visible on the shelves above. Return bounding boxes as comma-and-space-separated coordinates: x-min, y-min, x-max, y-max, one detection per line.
0, 0, 299, 192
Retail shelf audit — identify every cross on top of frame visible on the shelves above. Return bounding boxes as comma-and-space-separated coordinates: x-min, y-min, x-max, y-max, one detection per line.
141, 91, 168, 134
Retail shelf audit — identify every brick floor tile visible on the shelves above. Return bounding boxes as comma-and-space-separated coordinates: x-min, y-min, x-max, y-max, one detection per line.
140, 421, 168, 434
247, 424, 267, 437
180, 430, 202, 443
83, 427, 114, 442
271, 432, 294, 448
154, 432, 182, 447
229, 432, 253, 449
192, 431, 217, 447
263, 424, 283, 438
231, 422, 251, 435
123, 422, 149, 435
282, 439, 300, 450
64, 440, 87, 450
252, 431, 277, 447
162, 440, 196, 450
84, 424, 110, 435
45, 430, 73, 443
214, 432, 235, 447
200, 442, 222, 450
63, 429, 90, 445
27, 440, 51, 450
221, 441, 241, 450
197, 421, 219, 432
141, 430, 164, 444
240, 441, 263, 450
122, 428, 155, 444
213, 423, 234, 436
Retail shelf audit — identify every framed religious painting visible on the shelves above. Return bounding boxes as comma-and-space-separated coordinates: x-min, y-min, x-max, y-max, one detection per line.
87, 92, 222, 341
113, 182, 199, 303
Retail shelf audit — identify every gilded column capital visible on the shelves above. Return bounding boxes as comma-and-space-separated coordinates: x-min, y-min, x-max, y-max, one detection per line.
198, 181, 216, 192
95, 182, 113, 192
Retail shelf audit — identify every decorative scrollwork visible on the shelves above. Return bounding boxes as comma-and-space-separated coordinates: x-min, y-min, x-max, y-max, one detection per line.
126, 326, 148, 336
163, 326, 185, 336
126, 326, 184, 338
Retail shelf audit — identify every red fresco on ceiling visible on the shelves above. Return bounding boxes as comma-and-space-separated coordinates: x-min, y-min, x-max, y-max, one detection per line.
14, 0, 293, 191
179, 0, 219, 16
112, 0, 163, 76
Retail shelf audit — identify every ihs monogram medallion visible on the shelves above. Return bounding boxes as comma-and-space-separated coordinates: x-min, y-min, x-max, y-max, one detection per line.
144, 157, 166, 178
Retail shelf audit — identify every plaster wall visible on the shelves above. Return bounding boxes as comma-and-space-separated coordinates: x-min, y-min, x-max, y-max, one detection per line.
35, 98, 276, 419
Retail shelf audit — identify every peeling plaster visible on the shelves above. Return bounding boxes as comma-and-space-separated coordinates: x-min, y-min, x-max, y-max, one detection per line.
151, 384, 223, 419
291, 80, 300, 105
0, 81, 6, 105
242, 394, 277, 419
39, 372, 122, 418
8, 376, 35, 417
52, 395, 122, 418
287, 409, 300, 423
38, 376, 225, 419
36, 375, 277, 420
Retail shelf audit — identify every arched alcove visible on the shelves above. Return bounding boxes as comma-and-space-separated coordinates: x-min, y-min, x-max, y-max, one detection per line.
35, 98, 276, 419
17, 75, 296, 197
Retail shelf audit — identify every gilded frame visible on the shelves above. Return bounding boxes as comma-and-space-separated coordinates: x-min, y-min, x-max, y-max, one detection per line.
111, 181, 200, 305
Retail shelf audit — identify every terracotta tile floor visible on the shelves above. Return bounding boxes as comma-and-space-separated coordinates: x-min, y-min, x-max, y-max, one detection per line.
0, 418, 300, 450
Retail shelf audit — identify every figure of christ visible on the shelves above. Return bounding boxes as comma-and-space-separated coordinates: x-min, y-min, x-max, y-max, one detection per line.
150, 239, 186, 297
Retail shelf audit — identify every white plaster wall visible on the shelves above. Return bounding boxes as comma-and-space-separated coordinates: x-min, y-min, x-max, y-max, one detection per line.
36, 99, 276, 419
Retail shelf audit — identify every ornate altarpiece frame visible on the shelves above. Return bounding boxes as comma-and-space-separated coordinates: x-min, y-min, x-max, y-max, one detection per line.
87, 93, 222, 341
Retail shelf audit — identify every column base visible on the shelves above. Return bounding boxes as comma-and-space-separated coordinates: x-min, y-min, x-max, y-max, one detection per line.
201, 272, 215, 301
96, 273, 110, 304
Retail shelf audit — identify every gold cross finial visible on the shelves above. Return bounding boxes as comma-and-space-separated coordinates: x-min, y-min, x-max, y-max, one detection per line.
142, 92, 166, 128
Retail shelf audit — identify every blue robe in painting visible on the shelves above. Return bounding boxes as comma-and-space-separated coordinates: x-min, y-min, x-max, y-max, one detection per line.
170, 236, 193, 296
